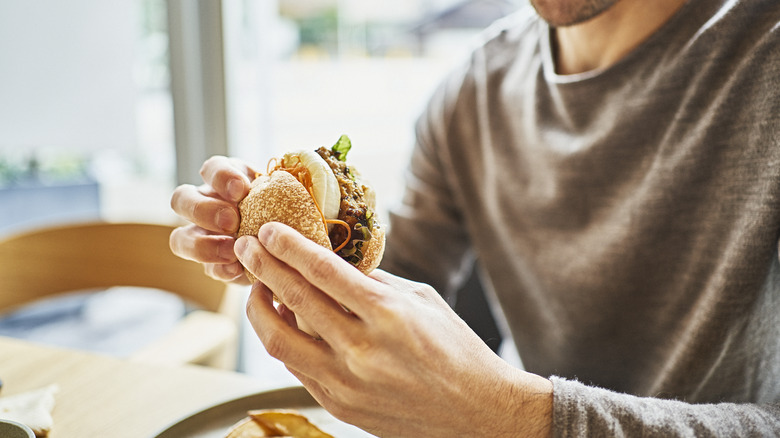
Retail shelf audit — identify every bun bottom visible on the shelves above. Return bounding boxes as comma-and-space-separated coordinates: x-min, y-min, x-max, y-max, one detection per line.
357, 224, 385, 275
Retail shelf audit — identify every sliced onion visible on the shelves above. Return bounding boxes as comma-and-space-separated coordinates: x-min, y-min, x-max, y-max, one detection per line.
283, 149, 340, 221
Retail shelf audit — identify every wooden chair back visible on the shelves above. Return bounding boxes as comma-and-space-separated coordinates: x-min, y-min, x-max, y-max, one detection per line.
0, 222, 226, 311
0, 222, 241, 369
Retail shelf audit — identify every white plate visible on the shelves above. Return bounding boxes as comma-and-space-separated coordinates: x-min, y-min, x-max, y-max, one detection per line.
153, 386, 376, 438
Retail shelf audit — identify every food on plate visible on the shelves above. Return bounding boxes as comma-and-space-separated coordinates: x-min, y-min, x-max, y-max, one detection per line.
0, 384, 58, 437
237, 135, 385, 280
225, 409, 334, 438
224, 416, 271, 438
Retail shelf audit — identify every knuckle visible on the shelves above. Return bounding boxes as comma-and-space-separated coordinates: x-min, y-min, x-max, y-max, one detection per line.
169, 225, 204, 262
238, 245, 263, 278
201, 155, 237, 193
199, 155, 222, 179
360, 287, 392, 311
189, 196, 208, 222
206, 263, 235, 281
203, 263, 222, 280
190, 199, 223, 233
417, 282, 439, 298
210, 262, 243, 281
342, 338, 375, 374
260, 327, 289, 360
170, 184, 193, 214
171, 226, 222, 263
277, 281, 310, 313
305, 250, 338, 282
190, 235, 213, 259
323, 385, 365, 425
355, 285, 397, 322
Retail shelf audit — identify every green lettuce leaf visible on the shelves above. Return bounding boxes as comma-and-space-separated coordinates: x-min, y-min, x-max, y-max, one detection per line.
331, 135, 352, 161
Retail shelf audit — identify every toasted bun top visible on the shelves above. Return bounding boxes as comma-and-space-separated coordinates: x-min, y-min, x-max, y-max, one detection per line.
237, 165, 385, 280
238, 171, 331, 283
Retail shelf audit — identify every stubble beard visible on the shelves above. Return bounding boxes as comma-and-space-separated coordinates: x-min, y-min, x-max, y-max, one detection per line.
529, 0, 622, 27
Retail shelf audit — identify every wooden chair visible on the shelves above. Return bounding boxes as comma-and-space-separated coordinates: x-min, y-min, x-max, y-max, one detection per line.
0, 221, 244, 370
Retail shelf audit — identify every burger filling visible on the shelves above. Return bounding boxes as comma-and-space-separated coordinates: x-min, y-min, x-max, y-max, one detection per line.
316, 137, 376, 267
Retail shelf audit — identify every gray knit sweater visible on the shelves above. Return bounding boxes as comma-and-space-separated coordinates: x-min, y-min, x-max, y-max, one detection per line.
381, 0, 780, 435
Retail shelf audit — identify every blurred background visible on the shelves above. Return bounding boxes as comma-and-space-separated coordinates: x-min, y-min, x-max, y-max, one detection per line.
0, 0, 520, 383
0, 0, 520, 233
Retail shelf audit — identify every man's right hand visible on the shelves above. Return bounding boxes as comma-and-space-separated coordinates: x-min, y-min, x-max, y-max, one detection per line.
169, 155, 257, 283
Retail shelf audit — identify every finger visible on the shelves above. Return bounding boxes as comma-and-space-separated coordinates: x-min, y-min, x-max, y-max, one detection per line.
170, 225, 248, 282
277, 303, 299, 329
199, 155, 255, 203
286, 366, 318, 392
283, 367, 346, 419
204, 261, 248, 283
169, 225, 238, 263
369, 269, 414, 290
236, 235, 359, 343
370, 269, 445, 305
170, 184, 240, 234
246, 282, 332, 369
284, 371, 336, 416
256, 222, 389, 318
286, 365, 391, 435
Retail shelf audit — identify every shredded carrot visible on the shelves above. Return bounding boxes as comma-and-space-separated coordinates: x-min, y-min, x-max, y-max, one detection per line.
266, 157, 279, 175
326, 219, 352, 253
265, 154, 352, 254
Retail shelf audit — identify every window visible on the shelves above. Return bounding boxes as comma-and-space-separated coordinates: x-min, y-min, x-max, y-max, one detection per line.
0, 0, 177, 232
217, 0, 518, 218
0, 0, 518, 375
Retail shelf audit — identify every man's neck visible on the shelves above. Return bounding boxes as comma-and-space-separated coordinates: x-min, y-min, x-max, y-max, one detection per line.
554, 0, 687, 75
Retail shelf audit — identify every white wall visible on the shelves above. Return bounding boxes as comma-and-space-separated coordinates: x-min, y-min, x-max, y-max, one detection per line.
0, 1, 137, 155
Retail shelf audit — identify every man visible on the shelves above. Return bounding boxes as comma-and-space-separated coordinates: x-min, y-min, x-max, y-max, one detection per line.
170, 0, 780, 435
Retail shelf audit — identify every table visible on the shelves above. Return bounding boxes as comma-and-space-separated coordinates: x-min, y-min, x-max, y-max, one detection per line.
0, 336, 272, 437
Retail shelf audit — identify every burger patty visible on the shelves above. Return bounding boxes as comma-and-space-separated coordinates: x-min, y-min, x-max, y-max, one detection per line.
315, 146, 373, 253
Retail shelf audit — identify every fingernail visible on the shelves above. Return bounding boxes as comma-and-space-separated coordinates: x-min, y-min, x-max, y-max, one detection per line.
227, 179, 244, 202
257, 223, 275, 246
217, 208, 238, 232
224, 262, 243, 278
218, 239, 237, 261
234, 236, 249, 259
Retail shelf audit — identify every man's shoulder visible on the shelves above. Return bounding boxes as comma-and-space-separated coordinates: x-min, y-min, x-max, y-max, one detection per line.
474, 6, 544, 57
425, 6, 544, 112
444, 5, 546, 88
689, 0, 780, 100
699, 0, 780, 51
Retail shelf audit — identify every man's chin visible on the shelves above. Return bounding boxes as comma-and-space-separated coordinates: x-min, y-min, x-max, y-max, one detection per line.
529, 0, 620, 27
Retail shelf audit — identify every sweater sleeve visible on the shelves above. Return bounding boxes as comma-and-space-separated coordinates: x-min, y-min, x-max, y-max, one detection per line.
552, 377, 780, 437
379, 63, 475, 303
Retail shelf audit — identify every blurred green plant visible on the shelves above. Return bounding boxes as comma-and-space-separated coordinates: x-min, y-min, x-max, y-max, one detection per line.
294, 6, 339, 55
0, 152, 93, 187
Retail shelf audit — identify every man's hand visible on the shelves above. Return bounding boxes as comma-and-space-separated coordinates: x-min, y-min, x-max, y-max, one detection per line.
236, 222, 554, 438
169, 156, 257, 283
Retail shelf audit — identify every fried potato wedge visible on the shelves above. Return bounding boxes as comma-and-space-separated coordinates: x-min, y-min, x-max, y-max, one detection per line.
249, 410, 333, 438
225, 409, 333, 438
225, 416, 276, 438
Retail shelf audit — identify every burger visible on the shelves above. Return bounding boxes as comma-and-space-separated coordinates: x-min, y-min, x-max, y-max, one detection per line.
237, 135, 385, 282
